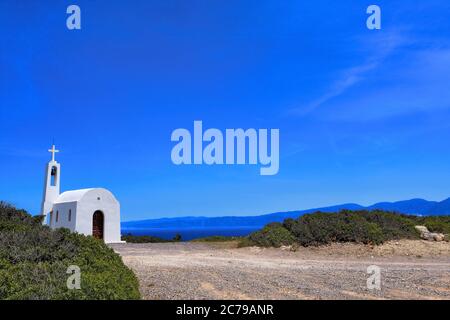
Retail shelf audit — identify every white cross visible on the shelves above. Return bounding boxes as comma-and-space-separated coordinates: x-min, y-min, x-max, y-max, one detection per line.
48, 144, 60, 162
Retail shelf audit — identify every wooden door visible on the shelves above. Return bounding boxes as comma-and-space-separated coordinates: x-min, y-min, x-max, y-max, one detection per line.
92, 211, 104, 240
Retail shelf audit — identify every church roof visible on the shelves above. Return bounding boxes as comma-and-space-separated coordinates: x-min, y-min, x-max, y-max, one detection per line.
54, 188, 119, 204
54, 188, 95, 203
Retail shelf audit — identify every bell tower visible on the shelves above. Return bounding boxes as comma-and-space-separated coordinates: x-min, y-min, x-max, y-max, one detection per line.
40, 144, 61, 225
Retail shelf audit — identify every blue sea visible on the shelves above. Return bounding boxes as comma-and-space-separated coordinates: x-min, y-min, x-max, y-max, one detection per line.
121, 227, 259, 241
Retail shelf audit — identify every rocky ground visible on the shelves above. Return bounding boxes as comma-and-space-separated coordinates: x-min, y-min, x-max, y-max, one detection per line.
111, 240, 450, 300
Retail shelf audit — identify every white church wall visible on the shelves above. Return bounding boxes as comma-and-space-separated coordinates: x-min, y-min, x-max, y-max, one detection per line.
76, 189, 122, 243
51, 202, 77, 230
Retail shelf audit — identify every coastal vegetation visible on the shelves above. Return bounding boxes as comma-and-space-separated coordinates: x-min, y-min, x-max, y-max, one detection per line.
416, 216, 450, 235
0, 202, 140, 300
122, 233, 182, 243
121, 211, 450, 247
191, 235, 244, 242
240, 210, 450, 248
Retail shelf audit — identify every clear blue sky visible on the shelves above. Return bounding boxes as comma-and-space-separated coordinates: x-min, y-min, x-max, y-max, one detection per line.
1, 1, 450, 220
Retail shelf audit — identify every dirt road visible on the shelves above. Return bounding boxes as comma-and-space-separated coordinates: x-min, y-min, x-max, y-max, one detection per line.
111, 240, 450, 300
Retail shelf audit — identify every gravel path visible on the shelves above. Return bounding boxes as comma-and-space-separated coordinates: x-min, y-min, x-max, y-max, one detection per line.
111, 240, 450, 300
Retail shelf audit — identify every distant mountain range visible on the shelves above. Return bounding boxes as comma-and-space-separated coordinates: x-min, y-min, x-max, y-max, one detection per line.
122, 198, 450, 230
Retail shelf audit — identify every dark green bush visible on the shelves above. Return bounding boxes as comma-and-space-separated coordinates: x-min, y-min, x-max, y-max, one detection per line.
415, 216, 450, 234
353, 210, 419, 240
191, 235, 243, 242
247, 222, 296, 247
241, 210, 440, 248
0, 202, 140, 300
121, 232, 184, 243
283, 211, 386, 246
121, 233, 170, 243
172, 233, 182, 242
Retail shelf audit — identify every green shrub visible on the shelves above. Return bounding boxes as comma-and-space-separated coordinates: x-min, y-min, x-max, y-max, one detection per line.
241, 210, 436, 248
246, 222, 296, 247
121, 233, 170, 243
417, 216, 450, 234
283, 211, 386, 246
121, 232, 185, 243
173, 233, 182, 242
0, 202, 140, 300
357, 210, 420, 240
191, 235, 243, 242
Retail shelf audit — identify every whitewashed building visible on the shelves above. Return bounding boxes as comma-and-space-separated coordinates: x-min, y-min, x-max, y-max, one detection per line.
40, 145, 123, 243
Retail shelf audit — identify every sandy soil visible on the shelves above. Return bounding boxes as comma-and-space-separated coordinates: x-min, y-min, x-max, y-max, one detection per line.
110, 240, 450, 300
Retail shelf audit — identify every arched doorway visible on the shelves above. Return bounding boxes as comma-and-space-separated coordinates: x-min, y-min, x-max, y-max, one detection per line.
92, 211, 104, 240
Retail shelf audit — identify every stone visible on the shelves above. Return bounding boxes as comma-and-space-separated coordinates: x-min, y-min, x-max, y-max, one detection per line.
415, 226, 446, 242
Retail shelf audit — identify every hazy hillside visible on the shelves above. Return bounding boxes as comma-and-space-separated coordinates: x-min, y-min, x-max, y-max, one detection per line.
122, 198, 450, 230
427, 198, 450, 215
367, 198, 438, 213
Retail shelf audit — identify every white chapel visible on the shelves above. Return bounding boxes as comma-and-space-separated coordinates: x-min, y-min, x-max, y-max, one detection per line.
40, 145, 123, 243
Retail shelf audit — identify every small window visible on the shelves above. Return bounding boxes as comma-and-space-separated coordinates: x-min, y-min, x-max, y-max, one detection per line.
68, 209, 72, 222
56, 211, 59, 223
